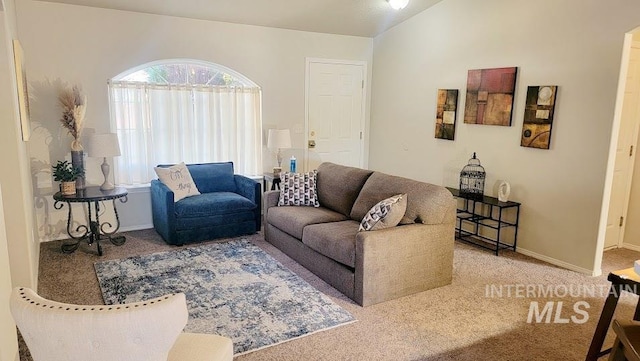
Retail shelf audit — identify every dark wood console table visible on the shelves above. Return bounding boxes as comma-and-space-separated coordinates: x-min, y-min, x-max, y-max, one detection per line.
53, 186, 128, 256
447, 187, 521, 255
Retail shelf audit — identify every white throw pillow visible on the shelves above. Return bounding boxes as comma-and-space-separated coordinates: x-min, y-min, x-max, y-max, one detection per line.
359, 194, 407, 231
154, 162, 201, 202
278, 170, 320, 207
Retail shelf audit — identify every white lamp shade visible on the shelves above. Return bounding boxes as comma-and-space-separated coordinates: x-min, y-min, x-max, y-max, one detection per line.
387, 0, 409, 10
85, 133, 121, 158
267, 129, 291, 149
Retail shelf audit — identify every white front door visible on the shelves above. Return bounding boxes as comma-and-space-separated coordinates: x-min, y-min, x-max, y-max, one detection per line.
305, 59, 365, 171
605, 41, 640, 248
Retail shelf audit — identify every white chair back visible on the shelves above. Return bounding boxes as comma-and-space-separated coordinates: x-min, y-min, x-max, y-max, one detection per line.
10, 287, 188, 361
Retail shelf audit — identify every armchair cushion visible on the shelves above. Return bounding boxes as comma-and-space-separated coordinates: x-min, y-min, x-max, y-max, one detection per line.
168, 333, 233, 361
188, 162, 236, 193
154, 162, 201, 202
175, 192, 257, 218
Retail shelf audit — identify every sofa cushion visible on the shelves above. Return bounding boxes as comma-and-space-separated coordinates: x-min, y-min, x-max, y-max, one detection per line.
302, 220, 360, 268
316, 162, 374, 216
351, 172, 454, 225
154, 162, 201, 202
278, 170, 320, 207
359, 194, 407, 231
267, 206, 348, 239
175, 192, 256, 218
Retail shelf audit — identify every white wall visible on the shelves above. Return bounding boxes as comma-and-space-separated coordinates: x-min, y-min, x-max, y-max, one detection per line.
623, 33, 640, 250
0, 0, 35, 358
0, 186, 18, 361
0, 0, 37, 286
16, 0, 373, 241
370, 0, 640, 274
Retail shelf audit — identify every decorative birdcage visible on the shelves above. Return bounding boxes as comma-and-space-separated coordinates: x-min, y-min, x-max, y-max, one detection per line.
459, 152, 485, 199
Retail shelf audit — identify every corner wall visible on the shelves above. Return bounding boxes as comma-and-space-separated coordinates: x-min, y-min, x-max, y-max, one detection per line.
0, 0, 37, 358
0, 0, 37, 286
370, 0, 640, 273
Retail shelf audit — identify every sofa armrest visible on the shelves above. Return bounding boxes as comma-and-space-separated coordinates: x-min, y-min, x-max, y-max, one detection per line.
234, 175, 262, 230
354, 209, 455, 306
234, 175, 260, 203
150, 179, 177, 244
263, 190, 280, 213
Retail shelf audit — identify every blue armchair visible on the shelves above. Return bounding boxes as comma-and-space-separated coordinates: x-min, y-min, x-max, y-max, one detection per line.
151, 162, 261, 245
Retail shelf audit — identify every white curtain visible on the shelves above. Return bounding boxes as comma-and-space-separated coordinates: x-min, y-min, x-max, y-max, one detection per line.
108, 81, 262, 185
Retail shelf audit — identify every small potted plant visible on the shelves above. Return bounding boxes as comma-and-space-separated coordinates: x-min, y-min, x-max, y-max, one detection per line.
52, 160, 84, 196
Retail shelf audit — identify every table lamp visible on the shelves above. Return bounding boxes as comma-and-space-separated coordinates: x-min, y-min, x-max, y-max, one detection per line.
85, 133, 121, 190
267, 129, 291, 176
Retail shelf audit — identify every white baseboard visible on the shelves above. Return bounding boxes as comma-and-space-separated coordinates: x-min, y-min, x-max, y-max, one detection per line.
622, 243, 640, 252
40, 225, 154, 243
516, 247, 600, 276
120, 224, 153, 233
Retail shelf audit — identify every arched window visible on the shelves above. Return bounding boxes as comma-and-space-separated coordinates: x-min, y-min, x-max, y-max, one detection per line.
108, 59, 262, 185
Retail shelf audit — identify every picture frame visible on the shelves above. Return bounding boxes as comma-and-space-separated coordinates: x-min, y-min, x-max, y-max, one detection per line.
521, 85, 558, 149
464, 67, 518, 126
435, 89, 458, 140
13, 39, 30, 141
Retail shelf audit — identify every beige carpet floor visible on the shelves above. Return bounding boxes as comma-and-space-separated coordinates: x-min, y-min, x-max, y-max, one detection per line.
26, 229, 640, 361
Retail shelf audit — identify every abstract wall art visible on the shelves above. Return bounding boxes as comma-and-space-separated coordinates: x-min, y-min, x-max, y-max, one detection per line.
520, 85, 558, 149
13, 39, 30, 141
464, 67, 517, 126
435, 89, 458, 140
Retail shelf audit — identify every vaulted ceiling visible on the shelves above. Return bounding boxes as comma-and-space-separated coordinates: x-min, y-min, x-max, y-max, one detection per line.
39, 0, 443, 37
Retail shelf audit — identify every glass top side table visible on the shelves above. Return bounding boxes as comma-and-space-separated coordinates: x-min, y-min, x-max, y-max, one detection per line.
53, 186, 128, 256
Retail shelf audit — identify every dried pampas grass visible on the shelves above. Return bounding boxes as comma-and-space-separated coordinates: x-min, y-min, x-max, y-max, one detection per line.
58, 85, 87, 151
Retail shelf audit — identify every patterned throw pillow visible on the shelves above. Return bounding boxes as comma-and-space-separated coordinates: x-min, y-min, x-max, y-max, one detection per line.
154, 162, 201, 202
278, 170, 320, 207
359, 194, 407, 231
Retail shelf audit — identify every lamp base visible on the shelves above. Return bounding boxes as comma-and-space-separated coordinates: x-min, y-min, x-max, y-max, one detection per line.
100, 157, 115, 191
100, 182, 115, 191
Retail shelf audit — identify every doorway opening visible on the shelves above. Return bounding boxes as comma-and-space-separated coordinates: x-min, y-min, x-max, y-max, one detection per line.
596, 26, 640, 274
304, 58, 367, 172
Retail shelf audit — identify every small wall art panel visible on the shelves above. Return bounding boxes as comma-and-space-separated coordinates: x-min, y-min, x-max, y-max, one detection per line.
13, 39, 30, 141
435, 89, 458, 140
464, 67, 517, 126
520, 85, 558, 149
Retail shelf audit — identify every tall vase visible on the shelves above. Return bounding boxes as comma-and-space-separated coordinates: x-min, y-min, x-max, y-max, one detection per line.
71, 150, 85, 190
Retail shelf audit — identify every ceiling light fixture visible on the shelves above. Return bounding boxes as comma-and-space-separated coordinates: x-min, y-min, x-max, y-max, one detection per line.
387, 0, 409, 10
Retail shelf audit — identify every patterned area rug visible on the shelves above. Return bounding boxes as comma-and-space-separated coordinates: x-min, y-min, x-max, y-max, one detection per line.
94, 238, 355, 355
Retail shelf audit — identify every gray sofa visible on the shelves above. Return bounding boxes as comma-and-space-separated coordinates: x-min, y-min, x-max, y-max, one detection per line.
264, 162, 456, 306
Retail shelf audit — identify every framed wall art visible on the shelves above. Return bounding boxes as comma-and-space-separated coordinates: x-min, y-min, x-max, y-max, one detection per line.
13, 39, 30, 141
464, 67, 517, 126
520, 85, 558, 149
435, 89, 458, 140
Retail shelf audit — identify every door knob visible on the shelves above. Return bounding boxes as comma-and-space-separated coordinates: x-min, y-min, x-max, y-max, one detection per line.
308, 140, 316, 148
